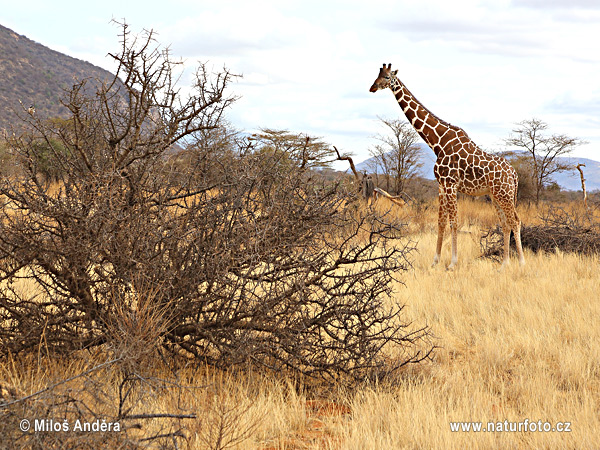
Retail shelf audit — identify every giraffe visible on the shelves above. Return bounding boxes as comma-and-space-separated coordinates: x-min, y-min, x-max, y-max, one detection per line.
369, 64, 525, 269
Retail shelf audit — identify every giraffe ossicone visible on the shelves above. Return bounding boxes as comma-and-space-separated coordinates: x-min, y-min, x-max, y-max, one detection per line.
369, 63, 525, 269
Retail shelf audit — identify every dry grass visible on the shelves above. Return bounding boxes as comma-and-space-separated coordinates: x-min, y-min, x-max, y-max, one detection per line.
374, 194, 554, 233
344, 230, 599, 449
2, 198, 600, 449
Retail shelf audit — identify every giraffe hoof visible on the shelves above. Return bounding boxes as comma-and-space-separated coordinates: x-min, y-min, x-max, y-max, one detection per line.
446, 264, 456, 272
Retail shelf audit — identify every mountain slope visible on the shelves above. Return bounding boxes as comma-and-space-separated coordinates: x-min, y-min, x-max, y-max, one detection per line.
356, 144, 600, 192
0, 23, 116, 130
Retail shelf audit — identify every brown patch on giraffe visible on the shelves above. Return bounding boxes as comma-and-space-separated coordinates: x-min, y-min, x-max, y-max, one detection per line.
457, 135, 470, 145
426, 116, 439, 129
431, 143, 443, 157
462, 178, 475, 189
457, 147, 469, 159
455, 127, 468, 137
439, 131, 457, 148
435, 123, 447, 136
434, 163, 454, 180
422, 125, 438, 143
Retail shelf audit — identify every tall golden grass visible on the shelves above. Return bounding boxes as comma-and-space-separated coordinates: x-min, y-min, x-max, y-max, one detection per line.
2, 198, 599, 449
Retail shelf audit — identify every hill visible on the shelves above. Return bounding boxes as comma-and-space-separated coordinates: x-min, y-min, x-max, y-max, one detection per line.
0, 23, 116, 131
356, 143, 600, 192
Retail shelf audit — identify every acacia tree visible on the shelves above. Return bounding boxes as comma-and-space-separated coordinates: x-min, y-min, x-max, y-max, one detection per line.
368, 117, 422, 194
0, 24, 431, 384
505, 118, 586, 204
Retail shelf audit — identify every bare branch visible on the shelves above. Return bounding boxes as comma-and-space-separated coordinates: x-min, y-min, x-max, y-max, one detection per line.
334, 145, 360, 181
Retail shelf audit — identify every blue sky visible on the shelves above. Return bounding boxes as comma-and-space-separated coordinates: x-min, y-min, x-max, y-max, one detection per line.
2, 0, 600, 167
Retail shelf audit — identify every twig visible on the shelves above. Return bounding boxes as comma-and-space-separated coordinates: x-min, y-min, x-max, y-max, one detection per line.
333, 146, 360, 181
140, 430, 186, 442
374, 187, 406, 207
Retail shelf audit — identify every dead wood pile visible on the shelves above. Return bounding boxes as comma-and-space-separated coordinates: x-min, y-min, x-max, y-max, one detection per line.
481, 204, 600, 260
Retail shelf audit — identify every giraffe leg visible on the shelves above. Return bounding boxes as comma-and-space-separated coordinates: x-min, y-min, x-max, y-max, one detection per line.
432, 192, 448, 267
492, 200, 510, 269
501, 225, 511, 270
511, 209, 525, 266
446, 189, 459, 270
510, 180, 525, 266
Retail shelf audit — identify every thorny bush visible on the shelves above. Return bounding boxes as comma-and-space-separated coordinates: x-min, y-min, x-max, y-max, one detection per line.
0, 24, 432, 386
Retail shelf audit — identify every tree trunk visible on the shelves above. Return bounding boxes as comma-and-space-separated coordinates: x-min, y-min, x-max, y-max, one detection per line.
576, 163, 588, 209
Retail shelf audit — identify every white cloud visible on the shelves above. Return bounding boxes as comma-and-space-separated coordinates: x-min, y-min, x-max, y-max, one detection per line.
3, 0, 600, 165
513, 0, 600, 9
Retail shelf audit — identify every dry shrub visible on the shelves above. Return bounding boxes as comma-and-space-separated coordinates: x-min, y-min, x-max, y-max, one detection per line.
0, 22, 431, 391
480, 203, 600, 260
104, 281, 174, 376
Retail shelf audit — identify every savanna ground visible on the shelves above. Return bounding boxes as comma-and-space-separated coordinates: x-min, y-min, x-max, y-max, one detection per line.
1, 195, 598, 449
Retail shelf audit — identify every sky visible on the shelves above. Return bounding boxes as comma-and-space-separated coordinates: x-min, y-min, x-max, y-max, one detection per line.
2, 0, 600, 169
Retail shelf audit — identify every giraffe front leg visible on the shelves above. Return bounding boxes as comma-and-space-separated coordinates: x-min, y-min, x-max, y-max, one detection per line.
432, 224, 444, 267
432, 188, 450, 268
446, 190, 459, 271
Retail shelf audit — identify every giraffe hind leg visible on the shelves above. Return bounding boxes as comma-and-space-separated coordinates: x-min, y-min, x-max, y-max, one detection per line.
492, 200, 511, 269
494, 199, 525, 268
512, 209, 525, 266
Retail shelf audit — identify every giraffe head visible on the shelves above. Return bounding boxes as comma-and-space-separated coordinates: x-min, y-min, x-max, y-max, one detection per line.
369, 64, 398, 93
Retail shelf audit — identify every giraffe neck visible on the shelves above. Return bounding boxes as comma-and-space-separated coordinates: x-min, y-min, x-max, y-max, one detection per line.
389, 76, 455, 157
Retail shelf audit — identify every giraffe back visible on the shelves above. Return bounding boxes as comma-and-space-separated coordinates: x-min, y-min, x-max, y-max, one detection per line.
434, 137, 518, 198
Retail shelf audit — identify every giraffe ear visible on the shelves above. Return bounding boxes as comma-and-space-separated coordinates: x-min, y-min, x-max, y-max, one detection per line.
392, 70, 398, 76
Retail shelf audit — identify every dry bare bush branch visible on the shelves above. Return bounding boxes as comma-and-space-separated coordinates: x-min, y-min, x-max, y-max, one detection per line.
0, 22, 431, 393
